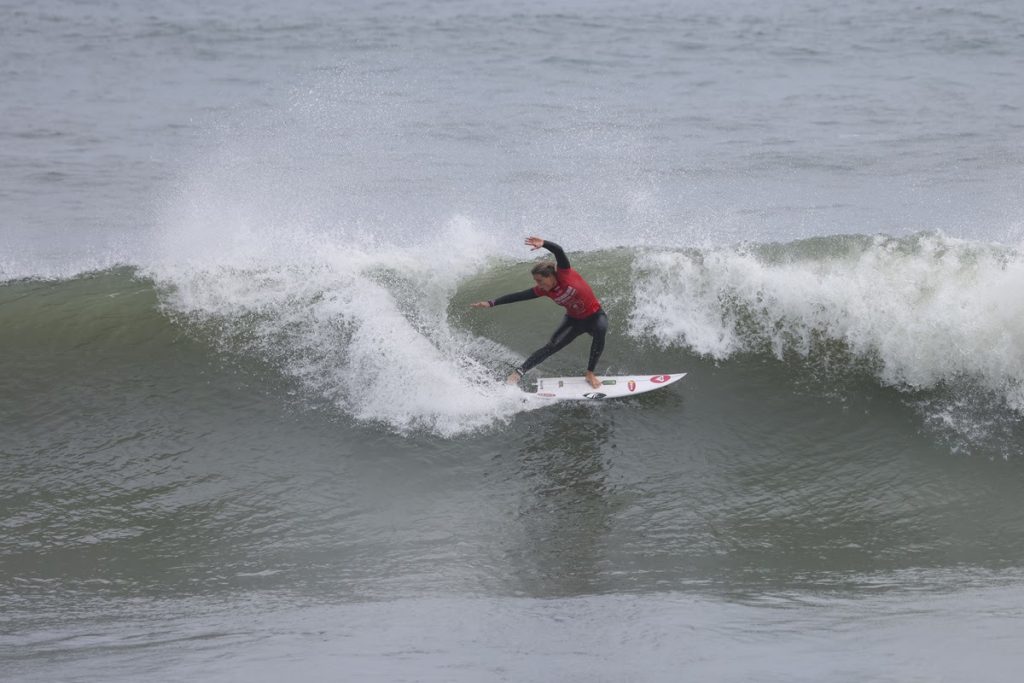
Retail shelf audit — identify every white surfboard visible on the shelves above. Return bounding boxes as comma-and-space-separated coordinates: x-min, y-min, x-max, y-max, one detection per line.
532, 373, 686, 400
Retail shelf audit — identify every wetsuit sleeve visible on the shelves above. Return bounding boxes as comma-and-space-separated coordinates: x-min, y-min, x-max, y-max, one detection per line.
490, 288, 541, 307
543, 241, 571, 270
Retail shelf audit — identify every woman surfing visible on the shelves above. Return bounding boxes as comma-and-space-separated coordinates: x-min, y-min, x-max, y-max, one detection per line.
471, 237, 608, 389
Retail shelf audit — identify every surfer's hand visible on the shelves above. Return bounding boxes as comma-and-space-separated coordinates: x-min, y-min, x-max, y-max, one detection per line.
525, 236, 545, 250
585, 371, 601, 389
470, 301, 492, 308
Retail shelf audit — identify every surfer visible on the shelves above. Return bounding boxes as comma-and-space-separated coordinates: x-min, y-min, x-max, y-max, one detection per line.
471, 237, 608, 389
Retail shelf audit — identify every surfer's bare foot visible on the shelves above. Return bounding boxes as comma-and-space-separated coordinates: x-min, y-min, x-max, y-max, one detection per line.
506, 370, 522, 385
585, 371, 601, 389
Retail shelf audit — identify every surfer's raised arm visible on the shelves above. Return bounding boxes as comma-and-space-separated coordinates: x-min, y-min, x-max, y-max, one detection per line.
525, 236, 571, 269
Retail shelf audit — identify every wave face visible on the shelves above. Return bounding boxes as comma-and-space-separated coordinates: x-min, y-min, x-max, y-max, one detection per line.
3, 231, 1022, 452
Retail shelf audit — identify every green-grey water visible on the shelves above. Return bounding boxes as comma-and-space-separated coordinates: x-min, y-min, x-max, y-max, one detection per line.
4, 0, 1024, 680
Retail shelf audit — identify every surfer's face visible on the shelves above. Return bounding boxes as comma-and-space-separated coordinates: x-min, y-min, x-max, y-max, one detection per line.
533, 273, 557, 291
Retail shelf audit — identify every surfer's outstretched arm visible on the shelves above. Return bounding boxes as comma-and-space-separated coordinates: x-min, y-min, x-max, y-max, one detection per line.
469, 288, 540, 309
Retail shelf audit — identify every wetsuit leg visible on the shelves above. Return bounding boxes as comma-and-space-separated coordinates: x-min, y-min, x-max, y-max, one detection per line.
586, 310, 609, 372
518, 316, 585, 373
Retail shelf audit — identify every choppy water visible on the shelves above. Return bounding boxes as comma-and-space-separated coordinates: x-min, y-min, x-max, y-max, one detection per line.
3, 1, 1024, 680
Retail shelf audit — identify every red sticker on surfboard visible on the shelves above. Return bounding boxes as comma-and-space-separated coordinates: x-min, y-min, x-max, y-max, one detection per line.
628, 380, 636, 392
650, 375, 670, 383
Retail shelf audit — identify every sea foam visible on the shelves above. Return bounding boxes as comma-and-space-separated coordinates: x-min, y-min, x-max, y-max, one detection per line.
144, 185, 541, 437
630, 233, 1024, 413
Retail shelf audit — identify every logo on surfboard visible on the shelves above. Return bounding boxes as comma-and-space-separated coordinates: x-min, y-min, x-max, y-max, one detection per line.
650, 375, 670, 383
628, 380, 636, 392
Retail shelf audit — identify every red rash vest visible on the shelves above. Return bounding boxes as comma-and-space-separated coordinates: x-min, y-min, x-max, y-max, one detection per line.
534, 267, 602, 319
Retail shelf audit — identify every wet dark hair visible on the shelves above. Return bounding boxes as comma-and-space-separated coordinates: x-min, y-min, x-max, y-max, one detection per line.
531, 262, 556, 278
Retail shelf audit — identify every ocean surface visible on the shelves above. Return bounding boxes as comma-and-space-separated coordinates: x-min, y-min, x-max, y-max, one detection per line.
3, 0, 1024, 680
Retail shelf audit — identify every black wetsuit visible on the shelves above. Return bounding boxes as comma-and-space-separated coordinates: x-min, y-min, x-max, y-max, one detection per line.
488, 241, 608, 375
